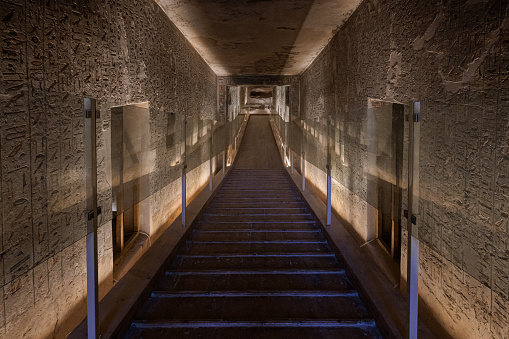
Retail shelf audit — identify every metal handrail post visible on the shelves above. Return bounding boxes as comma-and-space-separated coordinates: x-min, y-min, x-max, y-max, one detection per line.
407, 101, 420, 339
84, 98, 99, 339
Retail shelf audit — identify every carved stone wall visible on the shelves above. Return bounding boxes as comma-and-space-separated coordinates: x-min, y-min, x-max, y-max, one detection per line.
300, 0, 508, 338
227, 86, 241, 122
0, 0, 216, 337
218, 76, 300, 119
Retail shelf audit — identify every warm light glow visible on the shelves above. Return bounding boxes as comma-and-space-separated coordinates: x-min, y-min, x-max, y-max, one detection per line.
226, 146, 232, 167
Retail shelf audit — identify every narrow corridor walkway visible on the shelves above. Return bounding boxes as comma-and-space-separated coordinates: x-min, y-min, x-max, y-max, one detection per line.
125, 116, 382, 338
234, 115, 283, 169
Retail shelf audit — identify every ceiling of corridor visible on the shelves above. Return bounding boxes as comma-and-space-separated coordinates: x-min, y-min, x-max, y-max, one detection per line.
154, 0, 362, 76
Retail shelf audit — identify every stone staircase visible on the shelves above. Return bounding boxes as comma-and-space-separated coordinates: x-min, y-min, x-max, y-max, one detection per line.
124, 168, 383, 338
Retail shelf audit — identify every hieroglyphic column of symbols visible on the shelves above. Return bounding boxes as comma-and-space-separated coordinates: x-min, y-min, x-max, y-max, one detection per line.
494, 13, 509, 336
291, 76, 300, 119
100, 1, 116, 229
163, 8, 183, 191
151, 9, 170, 157
107, 8, 121, 99
0, 1, 5, 308
27, 0, 49, 266
179, 36, 188, 113
180, 34, 187, 111
475, 25, 496, 290
68, 1, 86, 240
144, 8, 159, 109
82, 1, 105, 228
218, 84, 226, 122
43, 0, 64, 257
487, 5, 509, 335
0, 0, 33, 285
58, 1, 79, 247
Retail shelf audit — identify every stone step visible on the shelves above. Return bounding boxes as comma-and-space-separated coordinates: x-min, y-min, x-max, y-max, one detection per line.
222, 180, 292, 185
212, 197, 304, 204
181, 240, 331, 254
189, 229, 324, 242
215, 193, 301, 200
135, 294, 371, 321
156, 269, 354, 291
210, 201, 305, 209
125, 321, 382, 339
227, 174, 289, 178
201, 213, 314, 223
225, 181, 291, 184
169, 253, 340, 270
222, 179, 293, 184
197, 221, 317, 231
206, 207, 309, 214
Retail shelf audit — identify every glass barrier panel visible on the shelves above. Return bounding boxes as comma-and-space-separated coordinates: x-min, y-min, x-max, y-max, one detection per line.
185, 116, 212, 174
288, 118, 303, 155
302, 117, 328, 173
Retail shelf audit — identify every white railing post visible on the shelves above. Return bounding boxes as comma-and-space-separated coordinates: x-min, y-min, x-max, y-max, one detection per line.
407, 101, 420, 339
326, 164, 331, 226
182, 165, 186, 227
302, 152, 306, 191
291, 151, 294, 174
209, 125, 213, 191
222, 151, 226, 174
84, 98, 99, 339
182, 118, 187, 227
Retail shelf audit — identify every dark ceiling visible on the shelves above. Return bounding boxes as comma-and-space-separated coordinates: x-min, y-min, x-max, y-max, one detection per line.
155, 0, 362, 76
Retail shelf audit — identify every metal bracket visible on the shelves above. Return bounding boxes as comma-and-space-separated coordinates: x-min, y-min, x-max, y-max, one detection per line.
404, 209, 417, 225
406, 113, 419, 123
88, 206, 102, 221
85, 110, 101, 119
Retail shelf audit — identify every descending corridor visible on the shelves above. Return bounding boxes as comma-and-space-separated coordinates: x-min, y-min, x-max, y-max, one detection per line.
124, 116, 382, 338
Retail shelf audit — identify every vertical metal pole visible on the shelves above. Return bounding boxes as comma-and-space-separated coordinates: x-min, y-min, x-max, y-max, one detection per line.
407, 101, 420, 339
209, 122, 213, 191
209, 157, 213, 190
408, 233, 419, 338
182, 167, 186, 226
284, 117, 288, 165
289, 89, 293, 174
326, 165, 331, 226
326, 117, 332, 226
84, 98, 99, 339
302, 152, 306, 191
290, 151, 294, 174
182, 118, 187, 227
301, 118, 306, 191
222, 151, 226, 174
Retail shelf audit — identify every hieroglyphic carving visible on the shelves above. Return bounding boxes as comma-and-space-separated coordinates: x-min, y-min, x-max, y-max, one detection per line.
0, 1, 33, 284
27, 0, 48, 266
218, 85, 226, 121
43, 0, 65, 258
68, 2, 86, 241
301, 0, 509, 336
290, 78, 300, 119
58, 0, 78, 250
220, 76, 294, 86
0, 0, 218, 336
